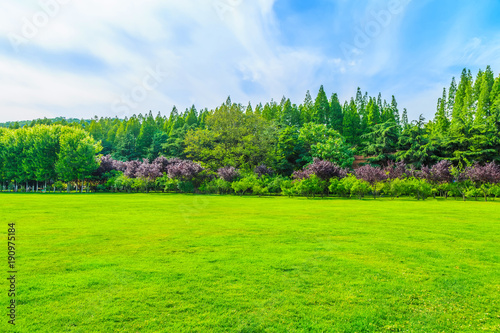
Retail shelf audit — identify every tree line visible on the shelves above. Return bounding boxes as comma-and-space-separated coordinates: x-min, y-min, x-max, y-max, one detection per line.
0, 66, 499, 197
73, 155, 500, 201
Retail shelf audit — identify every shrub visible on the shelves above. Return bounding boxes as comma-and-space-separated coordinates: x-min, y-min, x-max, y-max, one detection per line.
217, 166, 240, 182
260, 175, 287, 195
406, 178, 432, 200
292, 175, 326, 198
489, 185, 500, 200
177, 181, 195, 193
254, 165, 274, 178
199, 179, 218, 194
231, 175, 258, 196
355, 165, 387, 199
163, 178, 179, 192
349, 179, 371, 200
280, 179, 294, 197
293, 159, 347, 181
131, 178, 147, 192
252, 184, 269, 197
385, 178, 407, 199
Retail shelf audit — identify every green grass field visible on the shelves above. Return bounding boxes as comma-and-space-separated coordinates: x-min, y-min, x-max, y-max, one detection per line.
1, 194, 499, 332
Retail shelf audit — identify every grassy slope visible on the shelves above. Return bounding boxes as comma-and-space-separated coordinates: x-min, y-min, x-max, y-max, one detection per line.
1, 194, 499, 332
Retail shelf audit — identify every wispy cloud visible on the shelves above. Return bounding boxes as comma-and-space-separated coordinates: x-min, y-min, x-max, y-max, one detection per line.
0, 0, 499, 122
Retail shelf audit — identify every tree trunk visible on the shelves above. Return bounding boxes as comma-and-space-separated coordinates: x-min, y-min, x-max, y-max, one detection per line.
67, 183, 71, 193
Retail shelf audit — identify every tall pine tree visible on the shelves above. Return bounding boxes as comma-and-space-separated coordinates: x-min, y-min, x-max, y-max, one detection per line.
329, 93, 343, 133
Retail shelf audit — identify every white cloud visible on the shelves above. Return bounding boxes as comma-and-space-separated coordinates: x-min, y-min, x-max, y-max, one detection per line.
1, 0, 499, 123
0, 0, 341, 122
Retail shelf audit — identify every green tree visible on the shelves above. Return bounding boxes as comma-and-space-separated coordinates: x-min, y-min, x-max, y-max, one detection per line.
23, 125, 61, 191
342, 98, 361, 145
361, 121, 399, 165
300, 90, 314, 124
137, 111, 159, 158
329, 93, 343, 133
184, 102, 275, 170
299, 123, 354, 168
273, 126, 307, 176
280, 99, 301, 127
313, 85, 330, 125
55, 127, 102, 192
366, 97, 381, 126
434, 88, 450, 134
185, 105, 198, 127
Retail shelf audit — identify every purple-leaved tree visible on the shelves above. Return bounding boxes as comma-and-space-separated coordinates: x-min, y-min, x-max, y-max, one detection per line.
355, 165, 387, 199
383, 161, 407, 180
217, 166, 240, 182
123, 160, 142, 178
293, 159, 347, 181
254, 165, 274, 178
465, 162, 500, 201
167, 160, 204, 181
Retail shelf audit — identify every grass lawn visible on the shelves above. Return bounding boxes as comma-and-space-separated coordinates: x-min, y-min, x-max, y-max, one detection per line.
1, 193, 499, 332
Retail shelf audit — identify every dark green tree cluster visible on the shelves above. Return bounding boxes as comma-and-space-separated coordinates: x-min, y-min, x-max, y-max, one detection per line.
401, 66, 500, 167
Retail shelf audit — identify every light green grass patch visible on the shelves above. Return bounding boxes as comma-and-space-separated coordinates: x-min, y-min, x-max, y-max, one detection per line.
1, 194, 499, 332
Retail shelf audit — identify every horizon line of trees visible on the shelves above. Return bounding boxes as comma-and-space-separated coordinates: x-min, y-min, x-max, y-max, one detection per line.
0, 66, 499, 196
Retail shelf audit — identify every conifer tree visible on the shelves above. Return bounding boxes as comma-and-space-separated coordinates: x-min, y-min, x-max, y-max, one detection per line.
245, 102, 253, 116
300, 91, 314, 124
451, 69, 472, 134
313, 85, 330, 125
473, 69, 484, 101
329, 93, 343, 133
342, 98, 361, 145
376, 93, 383, 114
366, 97, 381, 126
283, 99, 300, 127
447, 77, 457, 119
434, 88, 449, 134
254, 103, 263, 116
401, 108, 409, 129
390, 95, 400, 125
186, 105, 198, 127
137, 111, 158, 157
475, 71, 493, 128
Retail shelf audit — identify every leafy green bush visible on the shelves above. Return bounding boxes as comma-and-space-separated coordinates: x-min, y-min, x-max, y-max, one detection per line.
231, 175, 258, 196
385, 178, 407, 199
291, 175, 326, 198
252, 184, 269, 197
261, 175, 288, 195
163, 178, 179, 192
329, 175, 367, 198
407, 178, 432, 200
490, 184, 500, 200
280, 179, 294, 197
177, 181, 195, 193
349, 178, 371, 199
199, 178, 233, 194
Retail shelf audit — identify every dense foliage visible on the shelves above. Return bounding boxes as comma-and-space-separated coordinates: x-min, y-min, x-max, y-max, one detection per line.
1, 67, 499, 198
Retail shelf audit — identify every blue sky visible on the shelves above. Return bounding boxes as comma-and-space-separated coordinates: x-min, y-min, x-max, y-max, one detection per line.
1, 0, 499, 122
